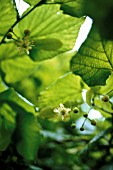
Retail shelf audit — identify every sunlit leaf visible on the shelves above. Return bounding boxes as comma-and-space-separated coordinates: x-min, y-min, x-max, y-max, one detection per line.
0, 42, 39, 83
71, 24, 113, 86
16, 4, 84, 61
1, 55, 39, 83
33, 38, 63, 51
0, 43, 18, 61
10, 52, 74, 104
38, 73, 84, 110
24, 0, 42, 5
0, 0, 16, 42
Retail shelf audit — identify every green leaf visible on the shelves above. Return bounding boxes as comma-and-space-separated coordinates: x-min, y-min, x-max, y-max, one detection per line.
0, 88, 36, 114
1, 55, 39, 83
87, 73, 113, 97
10, 52, 75, 104
33, 38, 63, 51
24, 0, 42, 5
0, 103, 16, 151
70, 24, 113, 86
0, 88, 41, 159
38, 73, 83, 110
16, 4, 84, 61
86, 88, 94, 106
0, 76, 7, 92
99, 73, 113, 95
0, 43, 39, 83
0, 0, 16, 41
16, 111, 41, 160
0, 43, 18, 61
61, 0, 85, 17
85, 0, 113, 40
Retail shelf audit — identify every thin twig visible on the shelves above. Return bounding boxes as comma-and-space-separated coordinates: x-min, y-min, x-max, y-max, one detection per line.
93, 105, 113, 115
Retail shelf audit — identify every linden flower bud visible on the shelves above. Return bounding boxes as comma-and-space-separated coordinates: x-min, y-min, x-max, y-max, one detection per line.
91, 119, 96, 126
6, 33, 12, 39
83, 113, 88, 118
101, 95, 109, 102
24, 29, 31, 35
80, 127, 84, 131
73, 107, 79, 114
71, 123, 76, 129
9, 28, 13, 32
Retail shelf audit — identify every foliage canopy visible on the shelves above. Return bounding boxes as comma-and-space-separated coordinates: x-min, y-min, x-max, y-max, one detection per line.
0, 0, 113, 169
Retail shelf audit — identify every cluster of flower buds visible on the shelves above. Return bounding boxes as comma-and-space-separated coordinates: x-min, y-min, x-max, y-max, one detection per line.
6, 28, 34, 54
79, 113, 97, 131
53, 103, 97, 131
53, 104, 80, 129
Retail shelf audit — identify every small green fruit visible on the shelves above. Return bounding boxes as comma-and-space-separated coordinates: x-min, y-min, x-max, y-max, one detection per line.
24, 29, 30, 35
80, 127, 84, 131
73, 107, 79, 114
91, 119, 96, 126
101, 95, 109, 102
6, 33, 12, 39
71, 123, 76, 129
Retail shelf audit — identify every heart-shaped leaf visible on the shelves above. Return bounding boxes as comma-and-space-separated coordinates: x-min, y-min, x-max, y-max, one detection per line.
71, 24, 112, 86
16, 4, 85, 61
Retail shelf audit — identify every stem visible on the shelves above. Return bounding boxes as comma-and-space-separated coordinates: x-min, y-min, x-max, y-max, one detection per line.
12, 32, 19, 39
82, 118, 87, 127
94, 105, 113, 115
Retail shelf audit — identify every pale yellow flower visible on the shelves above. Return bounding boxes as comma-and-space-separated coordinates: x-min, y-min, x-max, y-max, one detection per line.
53, 103, 71, 120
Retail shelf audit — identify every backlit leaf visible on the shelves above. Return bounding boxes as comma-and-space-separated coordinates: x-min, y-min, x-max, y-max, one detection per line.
24, 0, 42, 5
71, 24, 113, 86
0, 0, 16, 42
1, 55, 39, 83
16, 4, 84, 61
32, 38, 63, 51
38, 73, 84, 110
